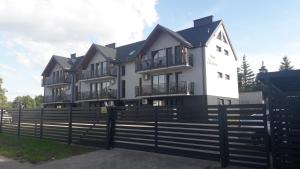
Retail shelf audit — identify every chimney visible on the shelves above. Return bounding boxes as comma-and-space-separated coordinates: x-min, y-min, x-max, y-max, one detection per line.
105, 43, 116, 49
71, 53, 76, 59
194, 15, 213, 27
70, 53, 76, 63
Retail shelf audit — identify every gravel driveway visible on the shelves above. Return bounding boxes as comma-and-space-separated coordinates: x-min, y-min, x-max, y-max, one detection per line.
0, 149, 253, 169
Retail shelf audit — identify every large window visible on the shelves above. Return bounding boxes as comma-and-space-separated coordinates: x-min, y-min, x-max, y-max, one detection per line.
102, 62, 107, 75
175, 46, 181, 64
152, 74, 166, 93
152, 49, 166, 66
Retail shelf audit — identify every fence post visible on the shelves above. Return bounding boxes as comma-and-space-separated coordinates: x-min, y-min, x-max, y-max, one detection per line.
40, 108, 44, 139
68, 106, 73, 144
0, 108, 3, 133
219, 105, 229, 168
17, 105, 21, 136
154, 106, 158, 149
106, 107, 115, 149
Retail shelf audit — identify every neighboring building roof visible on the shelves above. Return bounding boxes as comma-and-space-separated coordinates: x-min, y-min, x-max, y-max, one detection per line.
42, 55, 83, 76
177, 20, 221, 47
42, 55, 71, 76
80, 44, 117, 69
115, 40, 145, 63
94, 44, 116, 59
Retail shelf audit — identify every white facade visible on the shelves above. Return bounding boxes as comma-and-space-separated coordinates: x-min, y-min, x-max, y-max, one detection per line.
42, 16, 239, 107
204, 24, 239, 100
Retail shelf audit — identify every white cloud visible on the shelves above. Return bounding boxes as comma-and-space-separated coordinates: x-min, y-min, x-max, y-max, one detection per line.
0, 0, 159, 67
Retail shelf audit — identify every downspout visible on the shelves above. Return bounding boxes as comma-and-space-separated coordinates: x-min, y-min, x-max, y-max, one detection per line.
201, 46, 207, 106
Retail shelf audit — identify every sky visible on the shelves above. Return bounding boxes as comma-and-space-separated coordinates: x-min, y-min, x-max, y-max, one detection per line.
0, 0, 300, 101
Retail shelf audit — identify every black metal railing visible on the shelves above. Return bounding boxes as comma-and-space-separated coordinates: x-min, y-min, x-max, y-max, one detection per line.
42, 77, 71, 86
44, 94, 72, 103
136, 54, 193, 72
78, 68, 117, 81
77, 89, 117, 101
135, 81, 194, 97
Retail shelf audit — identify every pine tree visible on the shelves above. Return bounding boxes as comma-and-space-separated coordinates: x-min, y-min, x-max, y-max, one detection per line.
255, 61, 268, 91
279, 56, 294, 71
238, 55, 256, 92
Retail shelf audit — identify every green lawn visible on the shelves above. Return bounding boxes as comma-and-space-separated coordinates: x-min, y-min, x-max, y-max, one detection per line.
0, 133, 97, 163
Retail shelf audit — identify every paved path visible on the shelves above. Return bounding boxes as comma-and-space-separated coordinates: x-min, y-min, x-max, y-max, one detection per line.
0, 149, 253, 169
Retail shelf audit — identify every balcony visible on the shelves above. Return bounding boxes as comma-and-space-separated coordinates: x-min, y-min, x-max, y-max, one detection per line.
135, 81, 194, 97
42, 77, 71, 87
136, 54, 193, 73
78, 68, 117, 82
76, 89, 117, 101
43, 94, 72, 104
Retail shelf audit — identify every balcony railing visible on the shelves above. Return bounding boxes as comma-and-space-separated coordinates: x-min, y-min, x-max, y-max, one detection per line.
42, 77, 71, 86
77, 89, 117, 101
78, 68, 117, 81
135, 81, 194, 97
44, 94, 72, 103
136, 54, 193, 72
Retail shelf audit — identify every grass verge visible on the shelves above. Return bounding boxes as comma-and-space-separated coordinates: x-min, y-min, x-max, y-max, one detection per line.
0, 133, 97, 163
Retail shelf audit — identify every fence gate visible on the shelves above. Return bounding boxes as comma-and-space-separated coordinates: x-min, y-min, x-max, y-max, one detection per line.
270, 97, 300, 169
223, 104, 270, 169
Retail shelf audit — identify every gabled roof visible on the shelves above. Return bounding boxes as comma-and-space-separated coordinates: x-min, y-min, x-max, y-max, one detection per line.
116, 40, 145, 63
42, 55, 72, 76
139, 24, 193, 54
177, 20, 221, 47
80, 44, 117, 69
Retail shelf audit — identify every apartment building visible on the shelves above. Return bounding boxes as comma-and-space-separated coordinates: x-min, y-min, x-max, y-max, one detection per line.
42, 16, 239, 108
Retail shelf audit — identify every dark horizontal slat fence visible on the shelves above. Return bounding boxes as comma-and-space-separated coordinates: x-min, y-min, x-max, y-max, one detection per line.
0, 107, 109, 148
270, 98, 300, 169
2, 103, 300, 169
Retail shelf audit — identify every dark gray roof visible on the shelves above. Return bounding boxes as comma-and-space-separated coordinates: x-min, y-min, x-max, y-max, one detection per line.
157, 24, 192, 47
177, 20, 221, 47
53, 55, 72, 69
116, 40, 145, 62
114, 20, 221, 63
94, 44, 116, 59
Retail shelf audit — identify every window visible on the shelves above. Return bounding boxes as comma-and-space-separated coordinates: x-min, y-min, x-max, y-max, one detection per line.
225, 74, 230, 80
175, 46, 181, 64
227, 100, 232, 105
102, 62, 107, 75
153, 100, 165, 107
95, 63, 99, 76
121, 65, 125, 76
217, 72, 223, 78
218, 98, 224, 105
217, 32, 222, 40
216, 46, 221, 52
224, 49, 229, 56
223, 34, 228, 43
121, 80, 126, 98
90, 64, 94, 77
152, 49, 166, 66
166, 47, 173, 65
152, 74, 166, 93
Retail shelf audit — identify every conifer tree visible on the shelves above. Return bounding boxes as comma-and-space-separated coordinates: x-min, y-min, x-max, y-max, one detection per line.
238, 55, 256, 92
279, 56, 294, 71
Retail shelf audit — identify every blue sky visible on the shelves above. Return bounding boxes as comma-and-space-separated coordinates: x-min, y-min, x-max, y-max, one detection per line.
0, 0, 300, 101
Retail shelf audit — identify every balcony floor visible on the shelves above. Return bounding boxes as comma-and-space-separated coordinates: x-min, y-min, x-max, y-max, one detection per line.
136, 64, 192, 74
